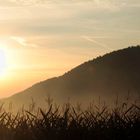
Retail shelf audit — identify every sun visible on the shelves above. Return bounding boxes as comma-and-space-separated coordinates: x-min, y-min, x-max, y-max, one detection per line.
0, 40, 8, 80
0, 48, 7, 78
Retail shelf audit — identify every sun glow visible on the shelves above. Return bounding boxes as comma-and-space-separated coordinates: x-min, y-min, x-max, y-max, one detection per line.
0, 43, 8, 79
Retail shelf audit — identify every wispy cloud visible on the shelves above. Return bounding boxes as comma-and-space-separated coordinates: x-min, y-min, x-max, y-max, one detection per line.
81, 35, 112, 51
0, 0, 123, 10
0, 0, 139, 10
0, 0, 139, 51
10, 36, 38, 48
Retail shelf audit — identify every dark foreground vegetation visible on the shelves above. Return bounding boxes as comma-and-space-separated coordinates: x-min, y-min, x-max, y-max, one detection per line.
0, 102, 139, 140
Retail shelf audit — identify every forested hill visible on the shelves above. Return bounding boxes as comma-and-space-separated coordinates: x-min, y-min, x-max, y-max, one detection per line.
1, 46, 140, 109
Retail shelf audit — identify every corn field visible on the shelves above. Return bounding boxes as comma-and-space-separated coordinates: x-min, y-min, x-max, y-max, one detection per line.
0, 102, 139, 140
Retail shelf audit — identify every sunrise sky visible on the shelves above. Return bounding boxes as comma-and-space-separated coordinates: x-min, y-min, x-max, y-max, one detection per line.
0, 0, 140, 98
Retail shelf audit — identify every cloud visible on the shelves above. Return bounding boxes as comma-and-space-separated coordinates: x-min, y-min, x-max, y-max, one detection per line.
0, 0, 45, 7
0, 0, 139, 52
0, 0, 125, 10
0, 0, 139, 10
10, 36, 38, 48
81, 35, 112, 51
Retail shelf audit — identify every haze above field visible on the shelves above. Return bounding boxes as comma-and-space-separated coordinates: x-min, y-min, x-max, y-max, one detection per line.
0, 0, 140, 98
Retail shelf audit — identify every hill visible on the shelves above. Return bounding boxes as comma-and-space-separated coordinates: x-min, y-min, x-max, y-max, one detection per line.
1, 46, 140, 110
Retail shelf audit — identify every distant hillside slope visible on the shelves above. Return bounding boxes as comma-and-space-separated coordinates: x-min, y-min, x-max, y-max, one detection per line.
1, 46, 140, 109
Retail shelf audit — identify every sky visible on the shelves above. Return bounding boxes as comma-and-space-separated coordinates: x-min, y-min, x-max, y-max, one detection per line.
0, 0, 140, 98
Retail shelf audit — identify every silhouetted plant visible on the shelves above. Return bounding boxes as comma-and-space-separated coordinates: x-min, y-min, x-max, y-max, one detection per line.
0, 101, 139, 140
